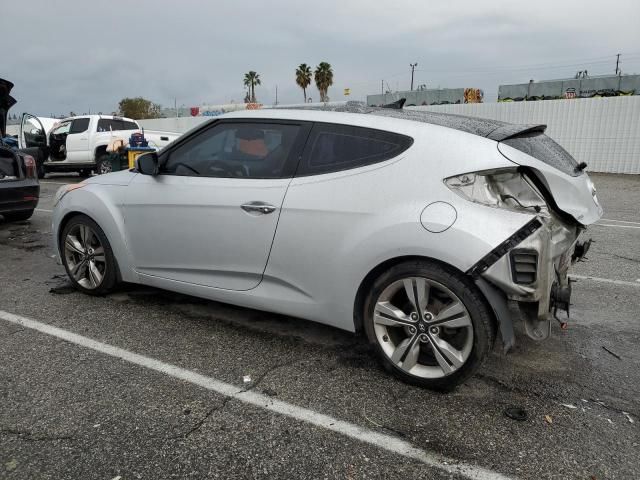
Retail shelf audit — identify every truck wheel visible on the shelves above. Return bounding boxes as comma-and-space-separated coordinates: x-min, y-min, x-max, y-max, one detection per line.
2, 210, 34, 222
96, 155, 112, 175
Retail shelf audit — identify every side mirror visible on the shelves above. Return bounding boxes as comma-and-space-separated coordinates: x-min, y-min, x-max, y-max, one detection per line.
136, 152, 159, 176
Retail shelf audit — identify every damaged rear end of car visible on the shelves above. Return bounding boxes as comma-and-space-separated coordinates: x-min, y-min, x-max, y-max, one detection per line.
447, 125, 602, 350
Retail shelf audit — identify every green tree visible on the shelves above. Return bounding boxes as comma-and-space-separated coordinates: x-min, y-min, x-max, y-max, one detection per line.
243, 71, 261, 103
295, 63, 312, 102
314, 62, 334, 102
117, 97, 161, 119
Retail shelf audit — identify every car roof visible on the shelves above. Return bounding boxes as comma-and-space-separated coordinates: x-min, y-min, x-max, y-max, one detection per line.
220, 102, 545, 141
59, 114, 136, 122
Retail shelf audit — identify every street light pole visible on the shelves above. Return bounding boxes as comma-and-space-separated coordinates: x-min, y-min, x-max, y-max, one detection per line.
410, 63, 418, 91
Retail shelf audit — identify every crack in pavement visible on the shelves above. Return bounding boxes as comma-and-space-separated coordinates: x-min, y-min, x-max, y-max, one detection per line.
609, 253, 640, 264
0, 328, 25, 337
476, 373, 639, 417
168, 396, 234, 440
244, 359, 304, 394
0, 428, 74, 442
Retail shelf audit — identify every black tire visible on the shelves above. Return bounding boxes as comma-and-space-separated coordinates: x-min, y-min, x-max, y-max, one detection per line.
78, 169, 92, 178
2, 210, 34, 222
363, 259, 496, 391
95, 154, 113, 175
60, 214, 118, 295
37, 163, 46, 179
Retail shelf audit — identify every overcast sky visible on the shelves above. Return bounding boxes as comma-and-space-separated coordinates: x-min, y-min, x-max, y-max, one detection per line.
4, 0, 640, 116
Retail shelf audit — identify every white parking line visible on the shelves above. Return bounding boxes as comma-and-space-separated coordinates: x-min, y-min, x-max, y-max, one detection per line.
600, 218, 640, 225
570, 275, 640, 287
35, 208, 53, 213
593, 223, 640, 230
40, 181, 74, 185
0, 309, 512, 480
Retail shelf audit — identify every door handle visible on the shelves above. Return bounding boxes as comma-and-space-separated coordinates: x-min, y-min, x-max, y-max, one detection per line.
241, 202, 277, 214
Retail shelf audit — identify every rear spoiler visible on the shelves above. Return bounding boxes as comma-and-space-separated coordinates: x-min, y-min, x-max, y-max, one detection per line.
485, 124, 546, 142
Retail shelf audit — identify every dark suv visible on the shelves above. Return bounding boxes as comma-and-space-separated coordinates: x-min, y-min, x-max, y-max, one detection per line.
0, 78, 39, 221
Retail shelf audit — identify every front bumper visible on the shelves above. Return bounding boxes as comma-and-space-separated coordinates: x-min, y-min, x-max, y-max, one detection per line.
470, 214, 589, 347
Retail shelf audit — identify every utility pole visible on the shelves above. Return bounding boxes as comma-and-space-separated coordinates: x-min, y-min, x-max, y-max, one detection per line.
410, 63, 418, 91
615, 53, 621, 75
381, 79, 384, 95
275, 85, 278, 105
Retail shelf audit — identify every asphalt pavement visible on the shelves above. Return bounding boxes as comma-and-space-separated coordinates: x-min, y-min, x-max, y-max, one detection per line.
0, 173, 638, 480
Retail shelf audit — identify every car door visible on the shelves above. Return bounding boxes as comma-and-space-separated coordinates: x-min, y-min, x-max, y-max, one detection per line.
19, 114, 47, 150
123, 119, 310, 291
65, 117, 91, 161
48, 120, 72, 161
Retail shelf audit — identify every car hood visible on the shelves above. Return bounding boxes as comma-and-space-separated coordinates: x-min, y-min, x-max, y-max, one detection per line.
498, 142, 603, 226
0, 78, 17, 138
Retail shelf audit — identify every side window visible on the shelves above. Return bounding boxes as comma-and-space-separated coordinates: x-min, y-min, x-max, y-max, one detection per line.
51, 121, 72, 135
69, 118, 90, 134
96, 119, 136, 131
162, 122, 301, 179
299, 123, 413, 175
96, 119, 113, 132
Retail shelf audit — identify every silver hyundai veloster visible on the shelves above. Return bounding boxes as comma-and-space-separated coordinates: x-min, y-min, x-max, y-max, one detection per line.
52, 103, 602, 389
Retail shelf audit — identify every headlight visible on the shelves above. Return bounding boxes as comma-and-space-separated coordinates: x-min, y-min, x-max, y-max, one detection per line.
53, 182, 87, 207
444, 168, 548, 215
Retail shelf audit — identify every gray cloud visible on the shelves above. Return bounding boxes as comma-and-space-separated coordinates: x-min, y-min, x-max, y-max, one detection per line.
4, 0, 640, 115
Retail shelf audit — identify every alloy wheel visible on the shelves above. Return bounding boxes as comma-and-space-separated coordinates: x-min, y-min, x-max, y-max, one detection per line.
63, 224, 106, 290
373, 277, 474, 378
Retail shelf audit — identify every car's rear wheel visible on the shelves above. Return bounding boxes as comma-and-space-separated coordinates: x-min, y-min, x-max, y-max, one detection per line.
79, 169, 92, 178
2, 210, 34, 222
61, 215, 118, 295
363, 260, 495, 391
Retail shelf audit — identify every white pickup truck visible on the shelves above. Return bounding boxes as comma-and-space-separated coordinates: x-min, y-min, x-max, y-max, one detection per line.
18, 114, 180, 177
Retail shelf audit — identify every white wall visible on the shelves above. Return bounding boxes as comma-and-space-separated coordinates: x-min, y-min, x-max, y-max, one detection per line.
118, 96, 640, 175
409, 96, 640, 174
137, 116, 209, 134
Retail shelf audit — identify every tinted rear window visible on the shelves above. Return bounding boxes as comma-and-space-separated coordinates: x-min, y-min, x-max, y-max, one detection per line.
298, 123, 413, 175
97, 119, 138, 132
502, 133, 580, 176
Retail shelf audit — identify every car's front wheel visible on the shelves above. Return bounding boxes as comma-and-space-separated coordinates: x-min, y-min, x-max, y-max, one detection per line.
363, 260, 495, 391
60, 214, 118, 295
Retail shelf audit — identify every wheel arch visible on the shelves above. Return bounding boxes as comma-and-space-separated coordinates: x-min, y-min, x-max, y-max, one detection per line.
94, 144, 109, 161
57, 210, 123, 283
352, 255, 499, 336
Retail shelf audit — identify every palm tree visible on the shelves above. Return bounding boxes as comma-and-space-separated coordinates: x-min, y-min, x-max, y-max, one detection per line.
295, 63, 312, 102
243, 71, 261, 103
314, 62, 334, 102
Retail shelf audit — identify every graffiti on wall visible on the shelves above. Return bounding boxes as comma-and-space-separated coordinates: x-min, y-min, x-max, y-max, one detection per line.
463, 88, 484, 103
